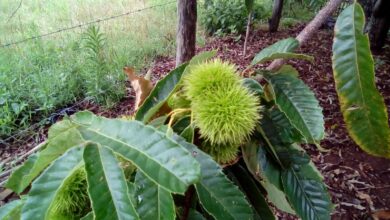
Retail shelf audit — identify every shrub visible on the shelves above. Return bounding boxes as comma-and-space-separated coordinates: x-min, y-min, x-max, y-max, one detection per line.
200, 0, 270, 36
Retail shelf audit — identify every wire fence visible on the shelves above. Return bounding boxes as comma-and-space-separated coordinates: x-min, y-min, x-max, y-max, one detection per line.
0, 1, 176, 48
0, 1, 176, 149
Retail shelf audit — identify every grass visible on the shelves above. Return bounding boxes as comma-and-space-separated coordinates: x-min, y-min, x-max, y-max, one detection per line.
0, 0, 177, 137
0, 0, 316, 139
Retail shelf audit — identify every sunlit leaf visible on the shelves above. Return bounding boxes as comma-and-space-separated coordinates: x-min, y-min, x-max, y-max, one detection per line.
84, 144, 139, 220
251, 38, 313, 65
134, 172, 175, 220
72, 111, 200, 194
174, 135, 253, 220
263, 71, 324, 143
21, 146, 84, 220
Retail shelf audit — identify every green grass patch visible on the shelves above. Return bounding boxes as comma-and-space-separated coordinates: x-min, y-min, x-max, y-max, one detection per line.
0, 0, 177, 137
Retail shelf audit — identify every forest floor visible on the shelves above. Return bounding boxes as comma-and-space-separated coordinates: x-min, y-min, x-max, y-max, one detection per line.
1, 25, 390, 219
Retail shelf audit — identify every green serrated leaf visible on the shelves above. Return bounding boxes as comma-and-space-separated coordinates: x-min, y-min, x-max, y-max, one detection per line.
6, 119, 84, 193
229, 165, 275, 220
72, 111, 200, 194
274, 65, 299, 77
0, 199, 23, 220
148, 115, 169, 128
290, 144, 323, 182
80, 212, 93, 220
190, 51, 217, 64
5, 153, 39, 194
134, 172, 175, 220
242, 78, 264, 98
263, 72, 324, 143
332, 3, 390, 158
258, 112, 311, 168
251, 38, 313, 65
21, 146, 84, 220
241, 142, 295, 214
187, 209, 206, 220
281, 168, 332, 220
173, 135, 253, 220
127, 181, 137, 205
172, 116, 191, 134
84, 144, 139, 220
269, 107, 304, 144
135, 63, 188, 123
177, 207, 206, 220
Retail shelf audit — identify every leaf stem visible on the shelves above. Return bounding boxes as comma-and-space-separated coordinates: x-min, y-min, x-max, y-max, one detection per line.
181, 186, 195, 220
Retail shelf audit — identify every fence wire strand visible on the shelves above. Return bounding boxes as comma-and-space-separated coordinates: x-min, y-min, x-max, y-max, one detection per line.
0, 1, 176, 48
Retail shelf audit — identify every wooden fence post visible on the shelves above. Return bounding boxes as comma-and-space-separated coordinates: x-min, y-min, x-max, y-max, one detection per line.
176, 0, 197, 66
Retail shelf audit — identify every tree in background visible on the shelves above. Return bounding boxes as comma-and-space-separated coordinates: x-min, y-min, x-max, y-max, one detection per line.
269, 0, 284, 32
176, 0, 197, 66
368, 0, 389, 51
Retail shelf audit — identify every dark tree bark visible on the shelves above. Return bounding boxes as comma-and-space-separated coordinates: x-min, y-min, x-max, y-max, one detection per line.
357, 0, 374, 32
368, 0, 390, 51
269, 0, 284, 32
176, 0, 197, 66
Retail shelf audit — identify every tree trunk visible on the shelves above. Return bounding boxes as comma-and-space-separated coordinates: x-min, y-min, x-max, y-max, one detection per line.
357, 0, 374, 32
269, 0, 284, 32
267, 0, 344, 70
368, 0, 390, 51
369, 16, 390, 51
176, 0, 197, 66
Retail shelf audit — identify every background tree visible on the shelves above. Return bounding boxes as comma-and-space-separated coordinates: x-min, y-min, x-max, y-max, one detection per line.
358, 0, 389, 51
368, 0, 390, 51
269, 0, 284, 32
176, 0, 197, 66
267, 0, 344, 70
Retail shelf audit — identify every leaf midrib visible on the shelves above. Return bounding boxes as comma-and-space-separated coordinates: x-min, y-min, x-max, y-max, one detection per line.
80, 124, 186, 193
196, 173, 237, 219
345, 4, 381, 145
288, 169, 322, 220
272, 78, 317, 142
97, 147, 122, 220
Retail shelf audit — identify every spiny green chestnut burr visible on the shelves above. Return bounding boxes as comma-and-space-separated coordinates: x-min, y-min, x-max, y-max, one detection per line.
184, 59, 241, 100
168, 90, 191, 109
49, 167, 90, 218
201, 141, 239, 164
183, 59, 261, 148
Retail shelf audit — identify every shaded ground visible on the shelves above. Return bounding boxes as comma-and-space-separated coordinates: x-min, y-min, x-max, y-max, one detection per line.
1, 25, 390, 219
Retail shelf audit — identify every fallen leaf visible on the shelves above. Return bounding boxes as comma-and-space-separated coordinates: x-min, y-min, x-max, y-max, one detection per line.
123, 66, 154, 110
372, 210, 390, 220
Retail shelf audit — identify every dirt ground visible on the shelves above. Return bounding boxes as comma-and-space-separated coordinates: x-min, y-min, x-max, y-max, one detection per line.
1, 25, 389, 219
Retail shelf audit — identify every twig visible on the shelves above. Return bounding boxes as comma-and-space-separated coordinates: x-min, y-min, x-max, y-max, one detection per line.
181, 186, 195, 220
12, 141, 46, 164
267, 0, 345, 71
0, 141, 47, 178
0, 180, 7, 188
243, 12, 253, 57
0, 170, 12, 179
7, 0, 22, 22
